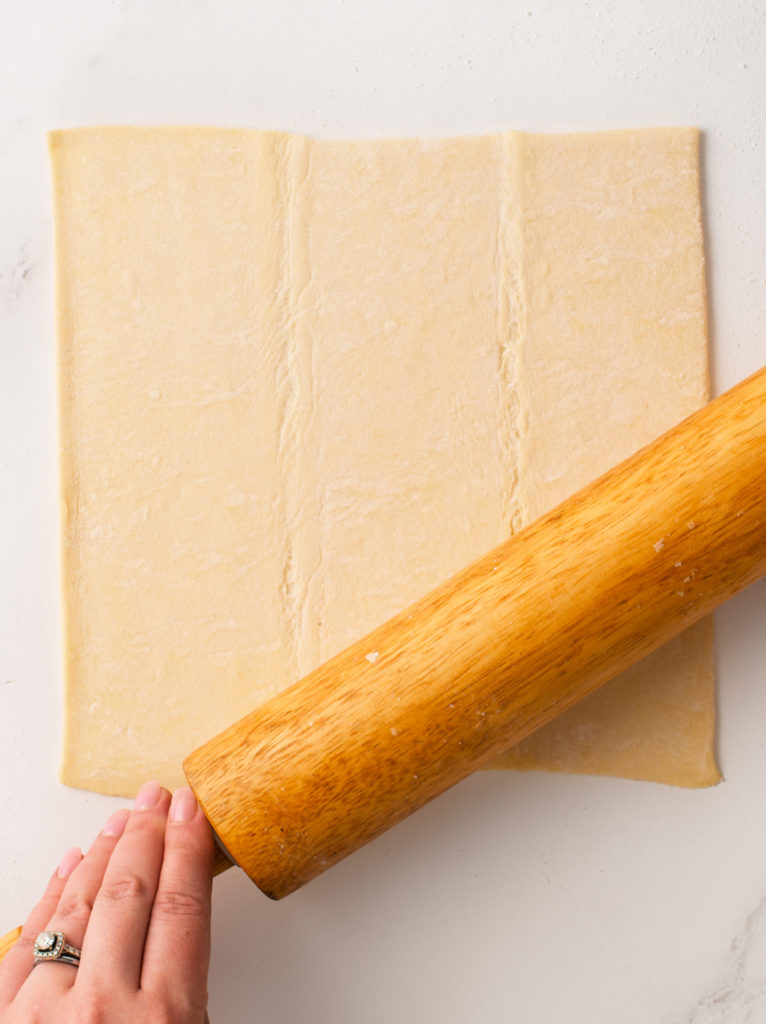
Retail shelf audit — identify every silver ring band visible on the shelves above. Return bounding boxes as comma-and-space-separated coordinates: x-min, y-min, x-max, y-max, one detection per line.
33, 952, 81, 968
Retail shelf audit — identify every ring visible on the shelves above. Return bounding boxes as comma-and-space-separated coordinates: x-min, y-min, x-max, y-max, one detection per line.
32, 931, 81, 968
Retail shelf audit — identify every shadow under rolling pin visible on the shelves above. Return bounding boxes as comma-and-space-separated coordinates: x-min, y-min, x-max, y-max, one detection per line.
2, 363, 765, 958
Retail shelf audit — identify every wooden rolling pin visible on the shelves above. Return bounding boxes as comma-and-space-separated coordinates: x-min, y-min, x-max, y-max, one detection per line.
185, 363, 766, 898
2, 365, 765, 956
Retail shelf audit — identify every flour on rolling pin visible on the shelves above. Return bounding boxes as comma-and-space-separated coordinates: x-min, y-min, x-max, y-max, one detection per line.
50, 125, 717, 797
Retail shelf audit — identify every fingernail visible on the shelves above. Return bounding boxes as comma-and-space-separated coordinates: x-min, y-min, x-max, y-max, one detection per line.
57, 846, 82, 880
102, 809, 130, 837
134, 780, 162, 810
170, 787, 197, 823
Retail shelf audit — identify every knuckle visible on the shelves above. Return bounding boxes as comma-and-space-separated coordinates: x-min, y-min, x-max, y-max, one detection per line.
149, 991, 208, 1023
17, 996, 46, 1022
153, 887, 208, 919
56, 891, 95, 923
154, 1000, 182, 1024
127, 812, 165, 840
69, 1001, 108, 1024
98, 870, 150, 905
134, 996, 175, 1024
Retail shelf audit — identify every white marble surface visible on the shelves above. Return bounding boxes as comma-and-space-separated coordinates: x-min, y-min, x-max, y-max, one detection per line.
1, 1, 764, 1021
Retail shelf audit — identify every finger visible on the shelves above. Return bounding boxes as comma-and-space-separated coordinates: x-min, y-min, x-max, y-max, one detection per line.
79, 781, 171, 991
0, 849, 81, 1008
140, 788, 214, 1011
24, 807, 131, 996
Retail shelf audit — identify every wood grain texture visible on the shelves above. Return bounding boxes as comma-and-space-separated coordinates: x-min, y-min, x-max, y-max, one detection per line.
184, 365, 766, 900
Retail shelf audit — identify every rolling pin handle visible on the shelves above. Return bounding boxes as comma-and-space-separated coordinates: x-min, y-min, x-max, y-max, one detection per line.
0, 926, 22, 963
212, 831, 236, 876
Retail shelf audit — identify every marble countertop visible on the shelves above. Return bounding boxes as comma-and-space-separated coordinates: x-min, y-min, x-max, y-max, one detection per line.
1, 2, 764, 1021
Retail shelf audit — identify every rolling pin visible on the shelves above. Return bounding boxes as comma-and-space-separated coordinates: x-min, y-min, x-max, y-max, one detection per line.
2, 365, 765, 956
184, 363, 766, 898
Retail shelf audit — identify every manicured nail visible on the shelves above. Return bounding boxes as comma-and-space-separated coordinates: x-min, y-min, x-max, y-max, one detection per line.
57, 846, 82, 880
170, 787, 198, 823
134, 780, 162, 810
102, 809, 130, 837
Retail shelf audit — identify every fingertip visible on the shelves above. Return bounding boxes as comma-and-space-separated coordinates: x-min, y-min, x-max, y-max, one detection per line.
57, 845, 83, 880
165, 790, 215, 871
169, 787, 198, 824
134, 780, 164, 810
102, 808, 131, 838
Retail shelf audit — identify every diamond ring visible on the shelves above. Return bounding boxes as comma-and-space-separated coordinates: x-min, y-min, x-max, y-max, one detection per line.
33, 931, 81, 968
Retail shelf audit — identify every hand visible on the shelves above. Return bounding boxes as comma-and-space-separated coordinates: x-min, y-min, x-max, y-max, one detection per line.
0, 782, 214, 1023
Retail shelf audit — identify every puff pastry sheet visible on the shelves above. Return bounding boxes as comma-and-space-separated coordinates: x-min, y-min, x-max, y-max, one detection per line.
51, 126, 718, 795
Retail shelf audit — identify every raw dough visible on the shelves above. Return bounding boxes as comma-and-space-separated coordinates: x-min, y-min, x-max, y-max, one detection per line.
50, 126, 718, 796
